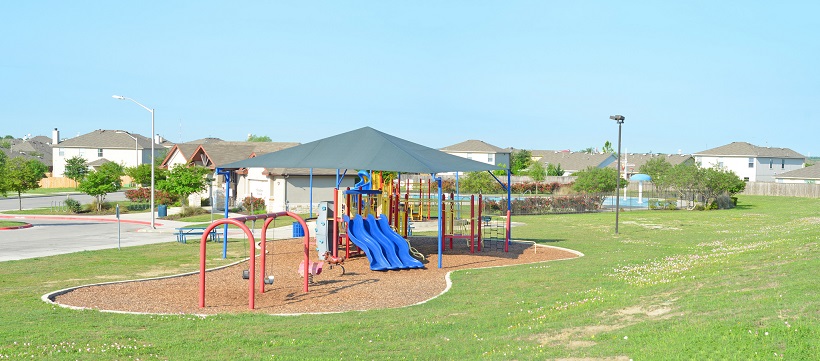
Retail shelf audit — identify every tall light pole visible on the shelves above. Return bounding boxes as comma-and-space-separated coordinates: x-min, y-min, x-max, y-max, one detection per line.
610, 115, 625, 234
113, 95, 156, 229
115, 130, 140, 166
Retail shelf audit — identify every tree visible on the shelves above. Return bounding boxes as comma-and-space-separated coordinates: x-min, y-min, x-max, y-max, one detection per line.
157, 165, 210, 207
528, 161, 546, 194
701, 166, 745, 209
64, 156, 89, 187
460, 171, 497, 194
546, 163, 565, 176
579, 147, 595, 154
510, 149, 532, 175
247, 134, 272, 142
492, 163, 508, 176
572, 166, 621, 194
639, 157, 673, 191
4, 158, 48, 210
124, 163, 168, 186
667, 162, 702, 208
602, 141, 615, 154
78, 162, 124, 211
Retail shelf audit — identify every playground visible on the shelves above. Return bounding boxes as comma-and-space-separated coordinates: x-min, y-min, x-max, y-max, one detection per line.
51, 235, 579, 314
49, 127, 581, 315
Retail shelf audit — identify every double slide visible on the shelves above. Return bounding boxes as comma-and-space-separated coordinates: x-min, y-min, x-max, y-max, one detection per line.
343, 214, 424, 271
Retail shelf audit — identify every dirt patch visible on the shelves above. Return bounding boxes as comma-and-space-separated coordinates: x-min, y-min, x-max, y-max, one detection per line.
50, 237, 580, 315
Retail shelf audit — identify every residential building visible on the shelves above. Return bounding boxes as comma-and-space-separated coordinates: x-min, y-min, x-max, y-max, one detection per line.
531, 150, 617, 175
693, 142, 805, 182
611, 153, 695, 179
774, 165, 820, 184
51, 129, 164, 177
440, 140, 511, 169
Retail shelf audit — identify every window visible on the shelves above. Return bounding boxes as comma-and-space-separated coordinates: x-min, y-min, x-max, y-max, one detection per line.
782, 159, 785, 169
58, 148, 64, 156
748, 158, 754, 168
97, 149, 103, 157
488, 154, 495, 164
743, 177, 750, 182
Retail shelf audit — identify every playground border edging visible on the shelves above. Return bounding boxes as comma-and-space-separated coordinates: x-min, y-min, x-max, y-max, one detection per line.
42, 241, 584, 317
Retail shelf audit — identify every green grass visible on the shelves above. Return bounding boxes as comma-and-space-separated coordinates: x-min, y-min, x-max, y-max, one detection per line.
0, 221, 27, 227
1, 201, 149, 216
1, 195, 818, 360
23, 187, 80, 195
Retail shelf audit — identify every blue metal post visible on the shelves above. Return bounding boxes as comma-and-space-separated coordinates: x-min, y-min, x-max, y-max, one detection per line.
216, 168, 232, 259
436, 175, 443, 269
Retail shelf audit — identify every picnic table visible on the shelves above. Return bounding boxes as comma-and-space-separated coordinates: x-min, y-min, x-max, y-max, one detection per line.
175, 227, 224, 244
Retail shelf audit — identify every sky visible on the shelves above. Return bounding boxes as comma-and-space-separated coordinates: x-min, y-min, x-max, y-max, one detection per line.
2, 2, 818, 157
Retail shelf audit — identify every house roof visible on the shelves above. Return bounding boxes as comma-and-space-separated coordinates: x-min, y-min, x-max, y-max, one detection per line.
694, 142, 804, 159
613, 153, 695, 171
220, 127, 502, 174
531, 150, 616, 172
55, 129, 154, 149
440, 140, 509, 154
10, 139, 53, 166
87, 158, 111, 166
0, 148, 49, 165
775, 165, 820, 180
187, 142, 300, 169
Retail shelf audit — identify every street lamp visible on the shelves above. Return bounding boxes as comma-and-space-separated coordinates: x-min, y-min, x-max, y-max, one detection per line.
115, 130, 139, 166
610, 114, 625, 234
113, 95, 156, 229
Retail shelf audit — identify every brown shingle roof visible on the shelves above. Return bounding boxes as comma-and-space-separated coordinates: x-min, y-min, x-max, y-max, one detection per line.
440, 140, 508, 153
55, 129, 154, 149
694, 142, 804, 158
531, 150, 616, 172
775, 165, 820, 180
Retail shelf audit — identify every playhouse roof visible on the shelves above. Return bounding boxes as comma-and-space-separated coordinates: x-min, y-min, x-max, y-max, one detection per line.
219, 127, 502, 174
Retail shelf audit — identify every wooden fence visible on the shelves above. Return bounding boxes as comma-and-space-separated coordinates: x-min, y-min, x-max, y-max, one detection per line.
739, 182, 820, 198
39, 177, 78, 188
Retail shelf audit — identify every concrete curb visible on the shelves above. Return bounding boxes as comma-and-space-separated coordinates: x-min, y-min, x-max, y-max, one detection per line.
0, 214, 162, 227
0, 222, 34, 230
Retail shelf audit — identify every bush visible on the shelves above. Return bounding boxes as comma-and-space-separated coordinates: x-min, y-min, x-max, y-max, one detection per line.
242, 196, 266, 213
64, 198, 82, 213
125, 187, 150, 202
716, 195, 735, 210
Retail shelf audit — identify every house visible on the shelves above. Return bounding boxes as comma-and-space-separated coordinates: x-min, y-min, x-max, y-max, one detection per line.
440, 140, 511, 169
530, 150, 617, 175
5, 136, 54, 172
774, 165, 820, 184
693, 142, 805, 182
159, 140, 300, 207
239, 167, 356, 213
610, 153, 695, 179
51, 128, 165, 177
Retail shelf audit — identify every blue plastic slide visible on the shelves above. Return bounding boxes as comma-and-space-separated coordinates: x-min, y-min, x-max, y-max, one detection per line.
369, 214, 424, 269
343, 215, 393, 271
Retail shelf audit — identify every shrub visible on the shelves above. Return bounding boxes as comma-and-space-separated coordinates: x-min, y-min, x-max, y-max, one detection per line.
242, 196, 266, 213
64, 198, 82, 213
125, 187, 150, 202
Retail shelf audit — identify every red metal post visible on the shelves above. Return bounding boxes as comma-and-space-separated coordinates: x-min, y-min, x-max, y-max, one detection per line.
470, 195, 475, 253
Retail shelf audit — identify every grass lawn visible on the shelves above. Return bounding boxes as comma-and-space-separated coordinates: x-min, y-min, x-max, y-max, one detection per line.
0, 195, 818, 360
0, 221, 27, 228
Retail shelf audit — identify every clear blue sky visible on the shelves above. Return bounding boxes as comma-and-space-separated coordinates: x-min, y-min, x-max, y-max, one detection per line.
2, 2, 818, 156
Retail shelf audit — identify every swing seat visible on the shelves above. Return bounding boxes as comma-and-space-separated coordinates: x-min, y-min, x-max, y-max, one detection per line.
297, 260, 324, 276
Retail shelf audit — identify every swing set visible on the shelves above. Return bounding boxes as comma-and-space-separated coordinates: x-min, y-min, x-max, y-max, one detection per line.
197, 211, 311, 310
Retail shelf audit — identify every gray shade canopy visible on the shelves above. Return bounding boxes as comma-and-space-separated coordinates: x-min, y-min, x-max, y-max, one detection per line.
219, 127, 503, 174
